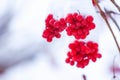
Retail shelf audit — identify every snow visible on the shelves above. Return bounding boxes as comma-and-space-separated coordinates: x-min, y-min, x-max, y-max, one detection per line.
0, 0, 119, 80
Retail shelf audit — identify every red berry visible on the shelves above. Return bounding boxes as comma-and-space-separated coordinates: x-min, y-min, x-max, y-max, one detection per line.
86, 16, 94, 23
55, 33, 61, 38
97, 53, 102, 58
73, 12, 78, 18
76, 61, 85, 68
84, 59, 89, 66
47, 37, 52, 42
67, 52, 72, 57
77, 15, 83, 22
89, 23, 95, 29
65, 58, 70, 63
45, 14, 53, 22
91, 57, 97, 62
70, 61, 75, 66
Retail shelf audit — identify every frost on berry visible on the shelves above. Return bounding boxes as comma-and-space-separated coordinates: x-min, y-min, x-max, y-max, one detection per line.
65, 13, 96, 39
65, 40, 102, 68
42, 14, 67, 42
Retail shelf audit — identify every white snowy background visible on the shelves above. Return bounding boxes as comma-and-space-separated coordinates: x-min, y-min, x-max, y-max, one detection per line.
0, 0, 120, 80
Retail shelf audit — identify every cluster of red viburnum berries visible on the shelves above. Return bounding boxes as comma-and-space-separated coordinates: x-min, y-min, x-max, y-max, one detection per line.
65, 40, 102, 68
42, 12, 102, 68
42, 14, 67, 42
65, 13, 95, 39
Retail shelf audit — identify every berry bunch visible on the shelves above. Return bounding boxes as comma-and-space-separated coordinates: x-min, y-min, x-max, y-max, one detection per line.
42, 14, 67, 42
42, 13, 102, 68
65, 40, 102, 68
65, 13, 95, 39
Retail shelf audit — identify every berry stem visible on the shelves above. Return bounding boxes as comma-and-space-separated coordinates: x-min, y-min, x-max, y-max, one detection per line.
77, 10, 80, 14
93, 0, 120, 54
111, 0, 120, 12
82, 74, 87, 80
104, 8, 120, 32
113, 55, 116, 79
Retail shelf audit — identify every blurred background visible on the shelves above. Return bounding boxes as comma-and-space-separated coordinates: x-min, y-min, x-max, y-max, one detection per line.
0, 0, 120, 80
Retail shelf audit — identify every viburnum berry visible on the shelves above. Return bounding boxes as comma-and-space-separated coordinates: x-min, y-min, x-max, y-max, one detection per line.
86, 16, 94, 23
65, 40, 102, 68
65, 13, 96, 39
42, 14, 67, 42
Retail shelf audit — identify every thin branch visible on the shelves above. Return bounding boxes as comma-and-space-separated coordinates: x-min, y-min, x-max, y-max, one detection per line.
82, 74, 87, 80
104, 8, 120, 32
93, 0, 120, 54
111, 0, 120, 12
77, 10, 80, 14
113, 55, 116, 78
104, 10, 120, 15
111, 55, 120, 80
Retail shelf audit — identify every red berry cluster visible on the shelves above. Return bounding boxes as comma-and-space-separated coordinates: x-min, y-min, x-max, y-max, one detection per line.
42, 13, 102, 68
65, 40, 102, 68
42, 13, 95, 42
42, 14, 67, 42
65, 13, 95, 39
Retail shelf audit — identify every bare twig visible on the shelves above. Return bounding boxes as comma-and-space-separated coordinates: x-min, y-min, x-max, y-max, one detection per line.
93, 0, 120, 54
104, 8, 120, 32
77, 10, 80, 14
104, 10, 120, 15
82, 74, 87, 80
111, 0, 120, 12
113, 55, 117, 78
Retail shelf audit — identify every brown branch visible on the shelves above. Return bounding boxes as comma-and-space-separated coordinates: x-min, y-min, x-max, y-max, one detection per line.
104, 8, 120, 32
93, 0, 120, 54
111, 0, 120, 12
